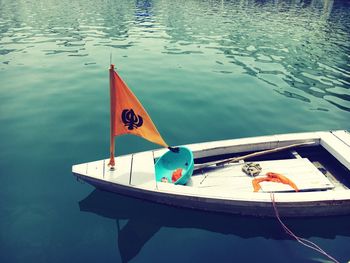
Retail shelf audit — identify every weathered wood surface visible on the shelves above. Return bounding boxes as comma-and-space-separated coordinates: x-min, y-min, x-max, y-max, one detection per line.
190, 158, 334, 193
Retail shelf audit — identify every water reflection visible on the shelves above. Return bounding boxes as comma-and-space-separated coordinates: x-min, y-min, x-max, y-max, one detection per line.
79, 189, 350, 263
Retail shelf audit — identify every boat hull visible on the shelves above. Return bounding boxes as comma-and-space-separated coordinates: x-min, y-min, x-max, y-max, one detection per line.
75, 173, 350, 218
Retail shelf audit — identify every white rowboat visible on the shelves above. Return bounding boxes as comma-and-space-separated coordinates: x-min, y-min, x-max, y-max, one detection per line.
72, 130, 350, 217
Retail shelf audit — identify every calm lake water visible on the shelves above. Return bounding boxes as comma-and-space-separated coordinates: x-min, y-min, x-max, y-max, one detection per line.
1, 0, 350, 262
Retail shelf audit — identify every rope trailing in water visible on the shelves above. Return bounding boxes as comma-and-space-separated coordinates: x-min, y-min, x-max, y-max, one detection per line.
270, 193, 340, 263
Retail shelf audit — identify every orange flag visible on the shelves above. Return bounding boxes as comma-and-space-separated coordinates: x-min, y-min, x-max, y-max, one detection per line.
108, 65, 168, 166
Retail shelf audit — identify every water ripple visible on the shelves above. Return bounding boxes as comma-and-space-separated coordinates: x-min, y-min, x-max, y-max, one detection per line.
0, 0, 349, 112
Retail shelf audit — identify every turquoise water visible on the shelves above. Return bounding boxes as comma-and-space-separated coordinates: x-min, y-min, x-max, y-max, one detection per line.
1, 0, 350, 262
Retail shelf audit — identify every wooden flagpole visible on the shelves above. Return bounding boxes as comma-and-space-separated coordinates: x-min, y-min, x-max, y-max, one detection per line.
108, 64, 116, 169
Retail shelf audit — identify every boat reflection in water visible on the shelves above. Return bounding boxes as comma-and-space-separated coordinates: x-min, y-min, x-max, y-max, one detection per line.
79, 189, 350, 263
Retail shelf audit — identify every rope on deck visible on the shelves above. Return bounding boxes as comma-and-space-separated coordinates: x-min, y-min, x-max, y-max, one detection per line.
270, 193, 340, 263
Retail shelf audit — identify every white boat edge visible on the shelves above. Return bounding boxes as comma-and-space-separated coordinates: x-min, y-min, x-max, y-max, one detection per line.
72, 130, 350, 217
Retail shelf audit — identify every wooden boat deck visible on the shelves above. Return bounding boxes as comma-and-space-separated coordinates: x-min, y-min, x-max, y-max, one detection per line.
188, 158, 334, 193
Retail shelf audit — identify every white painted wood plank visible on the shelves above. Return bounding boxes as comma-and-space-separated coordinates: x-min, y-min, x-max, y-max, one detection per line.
154, 131, 322, 160
103, 155, 132, 185
153, 148, 168, 159
274, 131, 323, 144
72, 163, 88, 177
80, 155, 131, 184
72, 155, 133, 185
86, 159, 105, 179
332, 130, 350, 148
254, 158, 333, 192
190, 164, 252, 192
130, 151, 156, 187
187, 158, 333, 193
321, 132, 350, 170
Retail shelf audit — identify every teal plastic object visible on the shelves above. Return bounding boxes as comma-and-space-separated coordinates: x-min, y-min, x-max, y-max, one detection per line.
155, 147, 194, 185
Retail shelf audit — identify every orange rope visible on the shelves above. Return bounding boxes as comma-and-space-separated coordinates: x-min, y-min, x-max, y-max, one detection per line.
270, 193, 339, 263
252, 172, 299, 192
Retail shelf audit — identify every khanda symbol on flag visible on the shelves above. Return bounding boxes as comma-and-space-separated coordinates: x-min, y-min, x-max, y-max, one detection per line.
108, 65, 169, 167
121, 109, 143, 130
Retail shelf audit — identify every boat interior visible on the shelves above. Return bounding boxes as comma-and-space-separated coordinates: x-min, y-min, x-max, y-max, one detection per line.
183, 145, 350, 193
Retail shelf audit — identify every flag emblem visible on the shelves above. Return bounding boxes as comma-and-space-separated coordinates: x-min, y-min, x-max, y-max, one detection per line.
121, 109, 143, 130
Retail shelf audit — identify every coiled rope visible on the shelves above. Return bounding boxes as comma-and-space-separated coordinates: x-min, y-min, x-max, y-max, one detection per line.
270, 193, 340, 263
